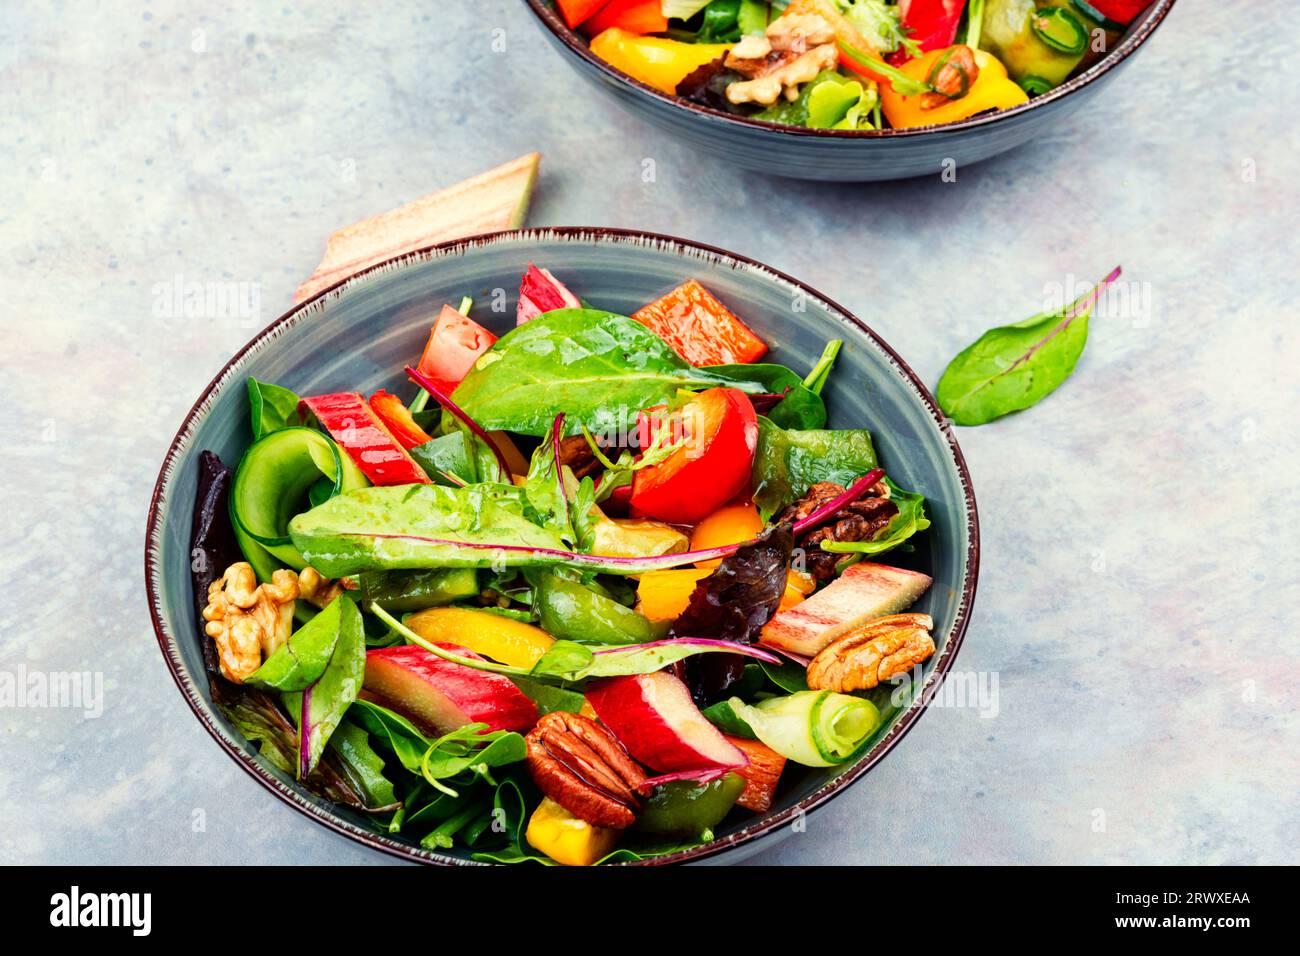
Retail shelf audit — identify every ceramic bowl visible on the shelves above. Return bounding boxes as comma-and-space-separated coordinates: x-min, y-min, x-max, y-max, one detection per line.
524, 0, 1176, 181
145, 227, 979, 864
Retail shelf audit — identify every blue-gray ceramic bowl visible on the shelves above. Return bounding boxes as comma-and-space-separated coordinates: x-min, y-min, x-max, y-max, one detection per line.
145, 228, 979, 865
524, 0, 1176, 181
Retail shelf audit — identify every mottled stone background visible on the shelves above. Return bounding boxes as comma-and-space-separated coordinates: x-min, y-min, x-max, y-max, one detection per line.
1, 0, 1296, 865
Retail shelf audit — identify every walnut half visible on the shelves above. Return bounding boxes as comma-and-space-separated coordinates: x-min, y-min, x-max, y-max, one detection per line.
525, 712, 647, 829
806, 613, 935, 692
725, 13, 839, 107
202, 562, 299, 683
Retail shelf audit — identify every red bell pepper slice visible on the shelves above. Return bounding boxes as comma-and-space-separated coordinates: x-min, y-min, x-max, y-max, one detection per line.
631, 280, 767, 366
556, 0, 614, 30
630, 388, 759, 524
368, 389, 432, 450
416, 304, 497, 395
582, 0, 668, 35
1085, 0, 1152, 26
888, 0, 967, 64
300, 392, 430, 486
517, 263, 581, 325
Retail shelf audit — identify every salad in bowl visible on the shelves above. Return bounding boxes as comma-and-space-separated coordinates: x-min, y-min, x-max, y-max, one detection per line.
150, 230, 976, 865
551, 0, 1154, 130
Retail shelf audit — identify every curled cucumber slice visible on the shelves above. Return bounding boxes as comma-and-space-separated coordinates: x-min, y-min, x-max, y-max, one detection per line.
232, 427, 369, 569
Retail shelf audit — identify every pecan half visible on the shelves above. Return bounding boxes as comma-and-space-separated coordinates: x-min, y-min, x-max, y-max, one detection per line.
525, 712, 647, 829
781, 481, 899, 581
806, 613, 935, 692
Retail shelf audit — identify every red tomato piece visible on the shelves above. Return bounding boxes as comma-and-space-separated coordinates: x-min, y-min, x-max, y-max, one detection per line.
631, 280, 767, 366
416, 304, 497, 396
630, 388, 759, 524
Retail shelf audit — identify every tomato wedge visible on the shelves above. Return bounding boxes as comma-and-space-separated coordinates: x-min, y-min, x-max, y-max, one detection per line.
416, 304, 497, 396
630, 388, 758, 523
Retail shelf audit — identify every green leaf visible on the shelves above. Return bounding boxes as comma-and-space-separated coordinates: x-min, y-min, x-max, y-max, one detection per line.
508, 676, 587, 716
247, 377, 300, 441
936, 268, 1120, 426
328, 720, 398, 809
751, 417, 879, 520
705, 362, 827, 429
529, 640, 595, 679
347, 698, 433, 774
298, 594, 365, 777
760, 660, 810, 694
819, 480, 931, 556
755, 71, 877, 129
289, 483, 568, 577
701, 699, 757, 738
245, 595, 347, 692
452, 308, 761, 437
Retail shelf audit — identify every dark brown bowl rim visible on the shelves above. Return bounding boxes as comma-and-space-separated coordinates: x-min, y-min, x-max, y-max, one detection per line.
523, 0, 1176, 139
145, 226, 980, 866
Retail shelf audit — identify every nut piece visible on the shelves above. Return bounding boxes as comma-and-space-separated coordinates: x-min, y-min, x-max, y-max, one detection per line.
525, 712, 647, 829
296, 566, 344, 608
201, 561, 299, 683
806, 613, 935, 692
782, 481, 899, 581
919, 44, 980, 111
725, 13, 839, 107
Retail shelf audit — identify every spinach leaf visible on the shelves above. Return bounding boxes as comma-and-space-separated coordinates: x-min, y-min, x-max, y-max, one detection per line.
348, 698, 433, 774
508, 676, 587, 716
470, 775, 711, 865
247, 377, 300, 440
289, 483, 568, 577
936, 267, 1120, 426
705, 362, 827, 429
409, 426, 505, 486
245, 594, 348, 692
298, 593, 365, 777
760, 660, 810, 694
452, 308, 760, 437
328, 720, 399, 809
697, 0, 742, 42
819, 480, 931, 556
752, 417, 879, 520
420, 724, 526, 794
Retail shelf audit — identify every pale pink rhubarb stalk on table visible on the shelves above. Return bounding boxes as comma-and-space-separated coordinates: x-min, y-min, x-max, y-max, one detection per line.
294, 152, 540, 303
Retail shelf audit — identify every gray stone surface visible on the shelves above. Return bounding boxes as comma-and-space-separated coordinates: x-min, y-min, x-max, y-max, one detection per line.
1, 0, 1296, 865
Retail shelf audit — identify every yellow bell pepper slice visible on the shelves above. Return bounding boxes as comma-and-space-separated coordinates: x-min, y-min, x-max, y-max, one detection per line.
402, 607, 553, 669
589, 28, 733, 95
526, 797, 620, 866
880, 47, 1028, 129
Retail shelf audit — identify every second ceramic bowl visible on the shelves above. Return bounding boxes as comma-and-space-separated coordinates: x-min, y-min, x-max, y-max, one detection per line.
525, 0, 1176, 181
146, 227, 978, 864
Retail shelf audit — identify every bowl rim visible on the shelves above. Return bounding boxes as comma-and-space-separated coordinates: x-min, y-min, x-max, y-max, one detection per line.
522, 0, 1176, 139
145, 226, 980, 866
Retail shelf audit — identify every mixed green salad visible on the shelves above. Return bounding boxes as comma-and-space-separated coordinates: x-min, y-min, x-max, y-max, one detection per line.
557, 0, 1152, 130
192, 264, 938, 864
